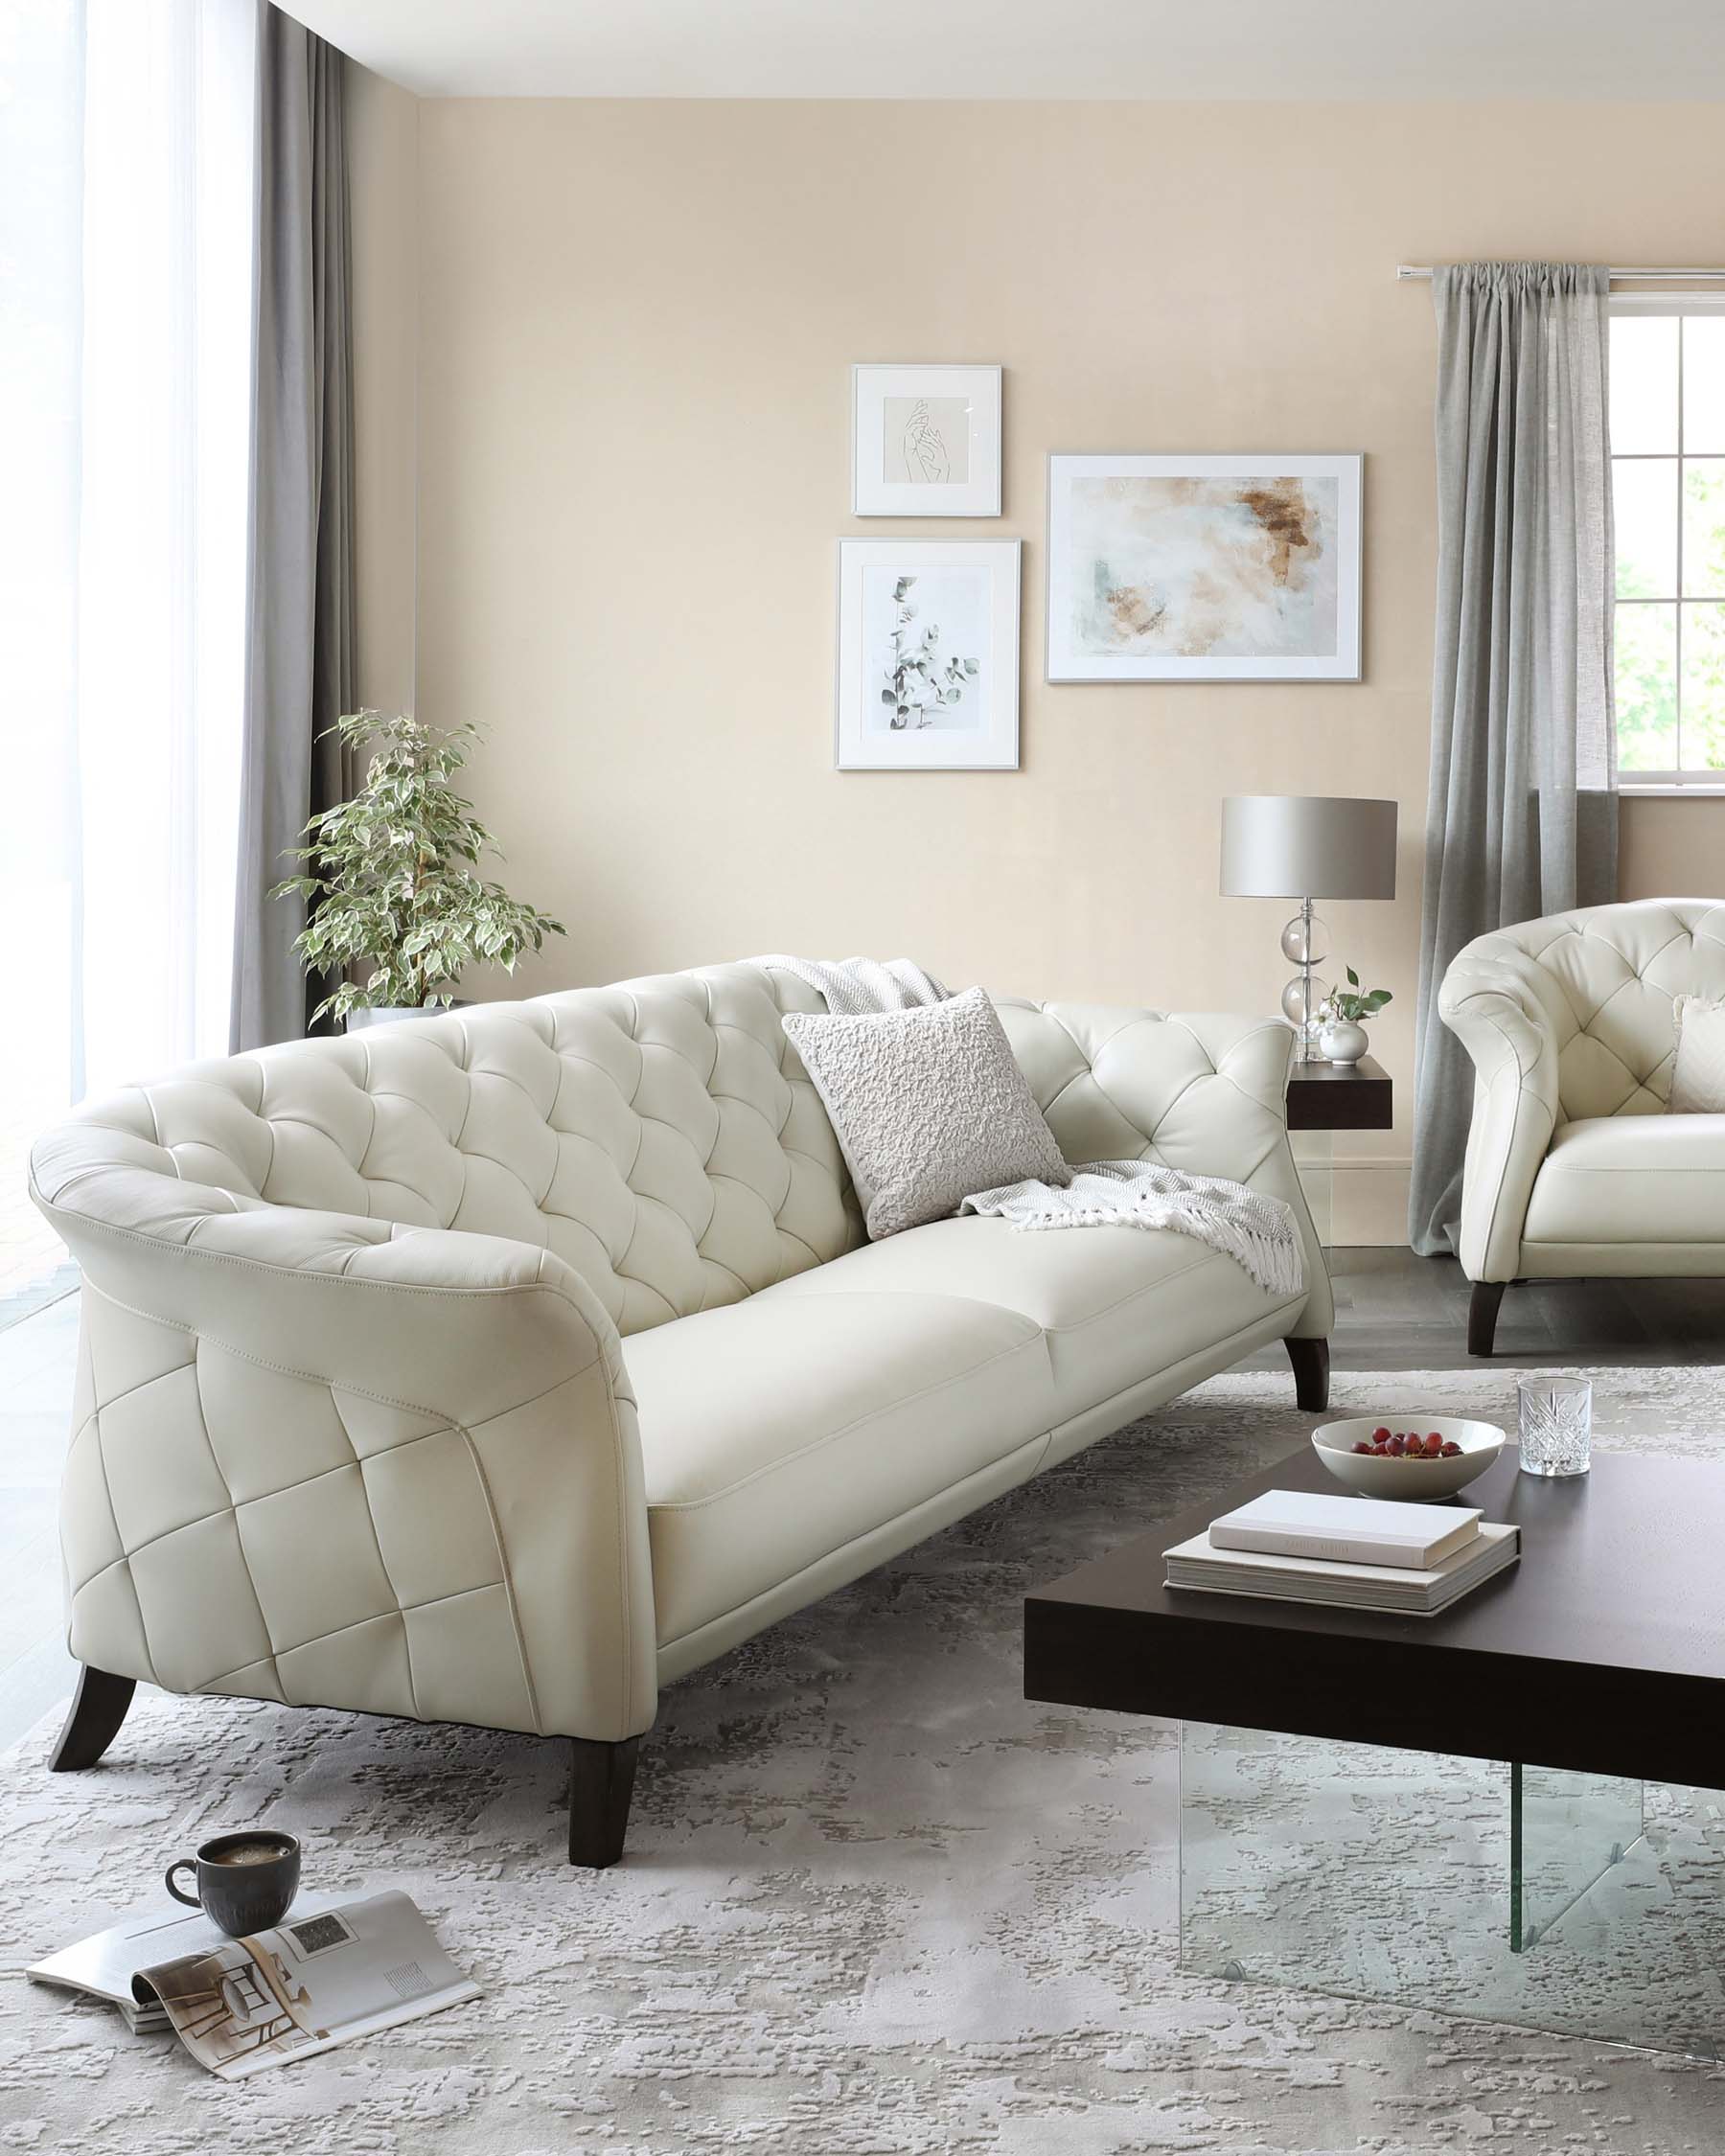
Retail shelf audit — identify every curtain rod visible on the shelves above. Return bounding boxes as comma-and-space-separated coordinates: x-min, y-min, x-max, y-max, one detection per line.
1397, 264, 1725, 283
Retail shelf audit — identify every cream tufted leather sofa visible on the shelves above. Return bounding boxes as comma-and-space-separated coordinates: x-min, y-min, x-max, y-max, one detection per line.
1441, 899, 1725, 1354
30, 962, 1330, 1863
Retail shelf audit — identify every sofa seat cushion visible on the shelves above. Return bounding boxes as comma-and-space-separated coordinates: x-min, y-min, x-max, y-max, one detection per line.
628, 1290, 1053, 1648
756, 1214, 1302, 1420
1523, 1112, 1725, 1246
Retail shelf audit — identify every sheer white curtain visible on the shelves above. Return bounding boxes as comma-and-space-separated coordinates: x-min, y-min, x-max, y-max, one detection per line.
78, 0, 256, 1089
2, 0, 256, 1287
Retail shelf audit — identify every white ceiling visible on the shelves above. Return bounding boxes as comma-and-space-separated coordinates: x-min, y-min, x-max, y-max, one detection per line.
279, 0, 1725, 101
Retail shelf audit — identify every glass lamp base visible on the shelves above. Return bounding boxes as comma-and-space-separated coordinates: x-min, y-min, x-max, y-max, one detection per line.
1280, 975, 1330, 1056
1279, 911, 1330, 968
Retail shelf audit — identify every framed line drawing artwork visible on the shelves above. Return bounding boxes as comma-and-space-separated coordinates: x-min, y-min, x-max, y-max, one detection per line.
852, 364, 1002, 517
836, 539, 1021, 769
1046, 452, 1363, 682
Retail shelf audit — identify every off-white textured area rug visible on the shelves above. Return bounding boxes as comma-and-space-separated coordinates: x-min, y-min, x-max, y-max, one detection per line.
4, 1365, 1723, 2152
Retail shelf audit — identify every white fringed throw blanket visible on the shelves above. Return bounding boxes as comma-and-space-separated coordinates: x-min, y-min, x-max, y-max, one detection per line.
961, 1162, 1305, 1300
755, 955, 1303, 1299
752, 954, 949, 1014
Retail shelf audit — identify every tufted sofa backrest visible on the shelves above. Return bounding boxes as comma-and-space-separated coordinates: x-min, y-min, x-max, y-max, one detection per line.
994, 999, 1288, 1174
40, 964, 862, 1337
1462, 900, 1725, 1122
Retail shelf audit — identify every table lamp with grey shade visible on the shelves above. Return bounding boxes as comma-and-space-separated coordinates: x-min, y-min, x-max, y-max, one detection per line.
1219, 796, 1398, 1059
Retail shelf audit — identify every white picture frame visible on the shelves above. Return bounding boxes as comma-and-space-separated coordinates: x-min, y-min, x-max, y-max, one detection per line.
1046, 452, 1363, 682
836, 539, 1021, 770
851, 364, 1002, 517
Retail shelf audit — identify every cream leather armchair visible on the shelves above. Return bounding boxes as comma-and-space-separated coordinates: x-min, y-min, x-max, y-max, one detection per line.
32, 963, 1330, 1863
1440, 899, 1725, 1354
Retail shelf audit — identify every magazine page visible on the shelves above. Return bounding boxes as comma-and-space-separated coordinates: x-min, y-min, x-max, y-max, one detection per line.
28, 1892, 341, 2012
132, 1891, 479, 2079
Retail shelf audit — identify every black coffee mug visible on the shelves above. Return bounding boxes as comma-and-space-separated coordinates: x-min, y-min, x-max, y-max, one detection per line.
165, 1830, 301, 1938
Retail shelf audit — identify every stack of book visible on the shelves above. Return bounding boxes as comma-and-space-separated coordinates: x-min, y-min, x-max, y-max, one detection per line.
1164, 1488, 1520, 1615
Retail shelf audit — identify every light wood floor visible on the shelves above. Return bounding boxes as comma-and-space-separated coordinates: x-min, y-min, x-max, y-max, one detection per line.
5, 1252, 1722, 1755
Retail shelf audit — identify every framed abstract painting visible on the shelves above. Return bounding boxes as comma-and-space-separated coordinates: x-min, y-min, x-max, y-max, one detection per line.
1046, 452, 1363, 682
852, 364, 1002, 517
835, 539, 1021, 770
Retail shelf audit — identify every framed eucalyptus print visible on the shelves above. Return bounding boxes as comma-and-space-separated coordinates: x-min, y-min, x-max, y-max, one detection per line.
1046, 452, 1363, 682
836, 539, 1021, 770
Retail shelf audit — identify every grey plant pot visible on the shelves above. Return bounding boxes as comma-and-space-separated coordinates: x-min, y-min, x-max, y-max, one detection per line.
343, 1000, 471, 1033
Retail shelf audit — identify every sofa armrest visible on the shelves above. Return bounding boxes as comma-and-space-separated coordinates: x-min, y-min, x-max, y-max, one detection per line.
1438, 937, 1563, 1283
992, 1000, 1333, 1340
31, 1152, 656, 1745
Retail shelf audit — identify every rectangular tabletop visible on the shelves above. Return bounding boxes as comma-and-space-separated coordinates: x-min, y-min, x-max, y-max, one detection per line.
1024, 1446, 1725, 1788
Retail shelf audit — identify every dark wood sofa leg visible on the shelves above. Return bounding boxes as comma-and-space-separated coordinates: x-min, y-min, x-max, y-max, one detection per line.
1284, 1336, 1330, 1412
568, 1735, 639, 1869
49, 1665, 136, 1772
1468, 1280, 1507, 1359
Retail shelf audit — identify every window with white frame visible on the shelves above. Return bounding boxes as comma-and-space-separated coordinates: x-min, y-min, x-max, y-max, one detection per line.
1610, 300, 1725, 783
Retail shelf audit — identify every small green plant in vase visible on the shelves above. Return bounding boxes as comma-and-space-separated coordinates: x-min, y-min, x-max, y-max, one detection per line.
271, 710, 565, 1029
1316, 968, 1392, 1067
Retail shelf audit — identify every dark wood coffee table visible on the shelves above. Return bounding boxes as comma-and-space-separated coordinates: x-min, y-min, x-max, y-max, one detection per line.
1024, 1444, 1725, 2055
1025, 1443, 1725, 1790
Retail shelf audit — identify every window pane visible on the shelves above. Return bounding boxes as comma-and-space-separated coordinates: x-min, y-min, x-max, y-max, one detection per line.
1615, 457, 1677, 597
1614, 603, 1678, 769
1609, 315, 1678, 453
1681, 317, 1725, 455
1682, 603, 1725, 769
1682, 459, 1725, 597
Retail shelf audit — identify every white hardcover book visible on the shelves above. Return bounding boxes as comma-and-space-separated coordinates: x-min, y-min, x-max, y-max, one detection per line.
1208, 1489, 1481, 1571
1165, 1522, 1520, 1616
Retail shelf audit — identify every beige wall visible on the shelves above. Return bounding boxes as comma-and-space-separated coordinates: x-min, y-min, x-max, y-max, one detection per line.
354, 96, 1725, 1241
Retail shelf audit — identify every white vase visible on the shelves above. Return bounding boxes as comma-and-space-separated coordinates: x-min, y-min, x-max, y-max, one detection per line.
1317, 1018, 1368, 1067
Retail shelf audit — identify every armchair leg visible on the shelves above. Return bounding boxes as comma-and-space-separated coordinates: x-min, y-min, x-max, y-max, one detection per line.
49, 1665, 136, 1772
1284, 1336, 1330, 1412
1468, 1280, 1507, 1358
568, 1735, 639, 1869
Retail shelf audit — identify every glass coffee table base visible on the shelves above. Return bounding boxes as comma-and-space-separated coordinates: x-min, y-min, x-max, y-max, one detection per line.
1180, 1722, 1725, 2058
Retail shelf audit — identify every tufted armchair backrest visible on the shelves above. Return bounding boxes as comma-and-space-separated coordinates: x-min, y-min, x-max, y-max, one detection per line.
1462, 900, 1725, 1122
42, 964, 862, 1337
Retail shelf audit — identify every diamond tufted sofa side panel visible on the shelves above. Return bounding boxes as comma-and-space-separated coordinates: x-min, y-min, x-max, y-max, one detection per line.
992, 1001, 1332, 1340
26, 959, 864, 1745
30, 1144, 657, 1745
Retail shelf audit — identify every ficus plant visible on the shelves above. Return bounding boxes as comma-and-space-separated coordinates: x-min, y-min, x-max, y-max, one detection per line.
271, 710, 565, 1025
1320, 967, 1393, 1026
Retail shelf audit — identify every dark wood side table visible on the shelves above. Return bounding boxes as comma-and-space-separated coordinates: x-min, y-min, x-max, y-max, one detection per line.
1285, 1052, 1392, 1133
1284, 1054, 1392, 1247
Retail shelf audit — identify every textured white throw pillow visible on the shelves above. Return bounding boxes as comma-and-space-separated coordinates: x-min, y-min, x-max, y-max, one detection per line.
1669, 995, 1725, 1113
781, 986, 1071, 1240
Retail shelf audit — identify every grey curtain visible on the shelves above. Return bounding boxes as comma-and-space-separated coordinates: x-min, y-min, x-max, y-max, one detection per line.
1408, 263, 1618, 1257
231, 7, 356, 1050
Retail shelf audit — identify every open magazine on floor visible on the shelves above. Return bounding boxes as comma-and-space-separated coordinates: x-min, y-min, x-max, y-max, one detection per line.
29, 1890, 479, 2077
